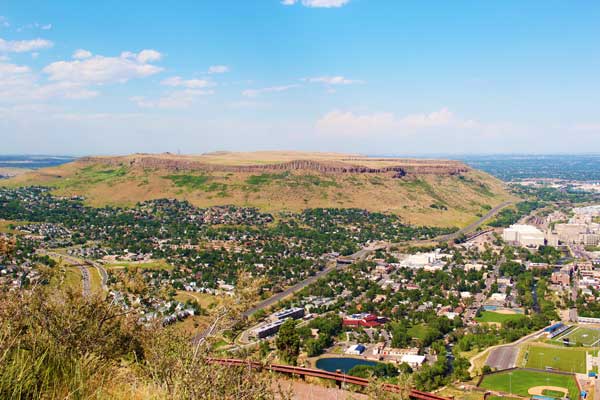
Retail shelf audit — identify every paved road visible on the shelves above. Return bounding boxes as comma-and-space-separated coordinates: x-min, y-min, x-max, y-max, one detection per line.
241, 203, 513, 318
437, 201, 514, 242
243, 262, 342, 318
38, 250, 93, 295
481, 327, 547, 371
78, 265, 91, 296
37, 250, 108, 295
242, 243, 387, 318
96, 264, 108, 290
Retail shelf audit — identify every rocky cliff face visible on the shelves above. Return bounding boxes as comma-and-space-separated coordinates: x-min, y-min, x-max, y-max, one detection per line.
78, 155, 469, 176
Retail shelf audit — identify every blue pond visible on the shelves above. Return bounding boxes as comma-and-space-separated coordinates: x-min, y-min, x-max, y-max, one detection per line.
315, 357, 379, 374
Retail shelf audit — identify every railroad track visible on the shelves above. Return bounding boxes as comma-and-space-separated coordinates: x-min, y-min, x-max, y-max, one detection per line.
206, 358, 449, 399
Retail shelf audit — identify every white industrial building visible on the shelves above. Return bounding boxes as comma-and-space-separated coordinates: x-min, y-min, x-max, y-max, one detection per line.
502, 224, 545, 247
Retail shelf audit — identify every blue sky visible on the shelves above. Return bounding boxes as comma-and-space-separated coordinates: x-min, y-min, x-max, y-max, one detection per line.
1, 1, 599, 155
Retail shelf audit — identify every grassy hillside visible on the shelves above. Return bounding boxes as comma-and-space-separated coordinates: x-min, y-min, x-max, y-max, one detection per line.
3, 152, 515, 228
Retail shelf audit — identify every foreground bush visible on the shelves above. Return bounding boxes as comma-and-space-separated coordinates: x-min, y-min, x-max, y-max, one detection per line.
0, 269, 287, 400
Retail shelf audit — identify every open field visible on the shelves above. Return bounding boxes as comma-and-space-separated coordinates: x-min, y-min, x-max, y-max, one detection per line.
554, 326, 600, 347
523, 344, 587, 373
175, 290, 221, 310
476, 311, 526, 324
3, 152, 515, 228
437, 386, 485, 400
59, 266, 82, 292
104, 259, 173, 271
88, 266, 103, 293
408, 324, 436, 340
479, 369, 579, 400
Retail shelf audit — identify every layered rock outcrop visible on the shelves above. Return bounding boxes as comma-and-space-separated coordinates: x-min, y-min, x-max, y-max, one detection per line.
77, 155, 469, 176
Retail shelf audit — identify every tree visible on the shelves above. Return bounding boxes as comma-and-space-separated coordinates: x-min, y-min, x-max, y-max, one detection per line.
276, 319, 300, 365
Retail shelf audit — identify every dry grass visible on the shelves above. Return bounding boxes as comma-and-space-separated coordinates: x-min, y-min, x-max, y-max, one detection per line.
175, 290, 220, 309
3, 152, 515, 228
104, 259, 173, 271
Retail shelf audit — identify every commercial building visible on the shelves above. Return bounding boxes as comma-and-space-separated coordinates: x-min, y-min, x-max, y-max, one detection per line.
551, 270, 570, 286
343, 313, 386, 328
554, 223, 588, 244
346, 344, 366, 355
502, 224, 545, 247
400, 354, 426, 368
272, 307, 305, 321
252, 319, 286, 339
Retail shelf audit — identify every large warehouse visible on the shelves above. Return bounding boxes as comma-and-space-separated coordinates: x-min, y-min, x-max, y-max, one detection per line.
502, 224, 545, 247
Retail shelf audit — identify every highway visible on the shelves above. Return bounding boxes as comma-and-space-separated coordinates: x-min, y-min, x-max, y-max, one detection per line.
242, 261, 341, 318
242, 243, 386, 318
241, 203, 513, 318
436, 200, 514, 242
37, 250, 108, 295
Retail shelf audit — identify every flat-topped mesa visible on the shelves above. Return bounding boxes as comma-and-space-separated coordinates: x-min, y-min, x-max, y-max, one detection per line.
77, 155, 470, 176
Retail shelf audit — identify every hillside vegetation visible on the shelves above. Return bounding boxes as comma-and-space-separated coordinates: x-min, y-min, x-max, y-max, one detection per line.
4, 152, 514, 227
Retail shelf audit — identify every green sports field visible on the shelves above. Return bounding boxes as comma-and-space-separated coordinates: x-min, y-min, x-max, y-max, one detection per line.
554, 326, 600, 347
479, 369, 579, 400
475, 311, 526, 324
523, 345, 587, 373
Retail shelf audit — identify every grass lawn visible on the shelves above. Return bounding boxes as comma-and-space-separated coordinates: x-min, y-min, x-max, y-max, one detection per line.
480, 369, 579, 400
476, 311, 526, 324
408, 324, 435, 340
105, 259, 173, 271
524, 344, 587, 373
555, 326, 600, 347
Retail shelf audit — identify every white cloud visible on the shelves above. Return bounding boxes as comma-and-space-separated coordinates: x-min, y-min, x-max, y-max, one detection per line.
72, 49, 92, 60
304, 76, 363, 85
0, 37, 53, 53
283, 0, 350, 7
0, 61, 97, 103
161, 76, 214, 89
242, 84, 299, 97
43, 50, 163, 84
0, 17, 9, 28
40, 24, 52, 30
316, 108, 478, 136
208, 65, 229, 74
136, 49, 162, 63
131, 89, 214, 109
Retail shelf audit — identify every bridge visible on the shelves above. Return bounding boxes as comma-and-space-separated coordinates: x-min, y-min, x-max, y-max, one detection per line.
207, 358, 450, 399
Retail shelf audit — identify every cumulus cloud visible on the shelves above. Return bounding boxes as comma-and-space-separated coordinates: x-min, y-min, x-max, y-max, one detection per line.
0, 37, 53, 53
43, 50, 163, 84
304, 76, 363, 85
282, 0, 350, 7
130, 89, 214, 109
136, 49, 162, 63
316, 108, 478, 136
0, 61, 97, 103
242, 84, 299, 97
208, 65, 229, 74
72, 49, 92, 60
161, 76, 214, 89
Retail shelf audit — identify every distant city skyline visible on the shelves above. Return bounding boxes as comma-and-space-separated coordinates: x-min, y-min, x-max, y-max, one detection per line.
1, 1, 600, 155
